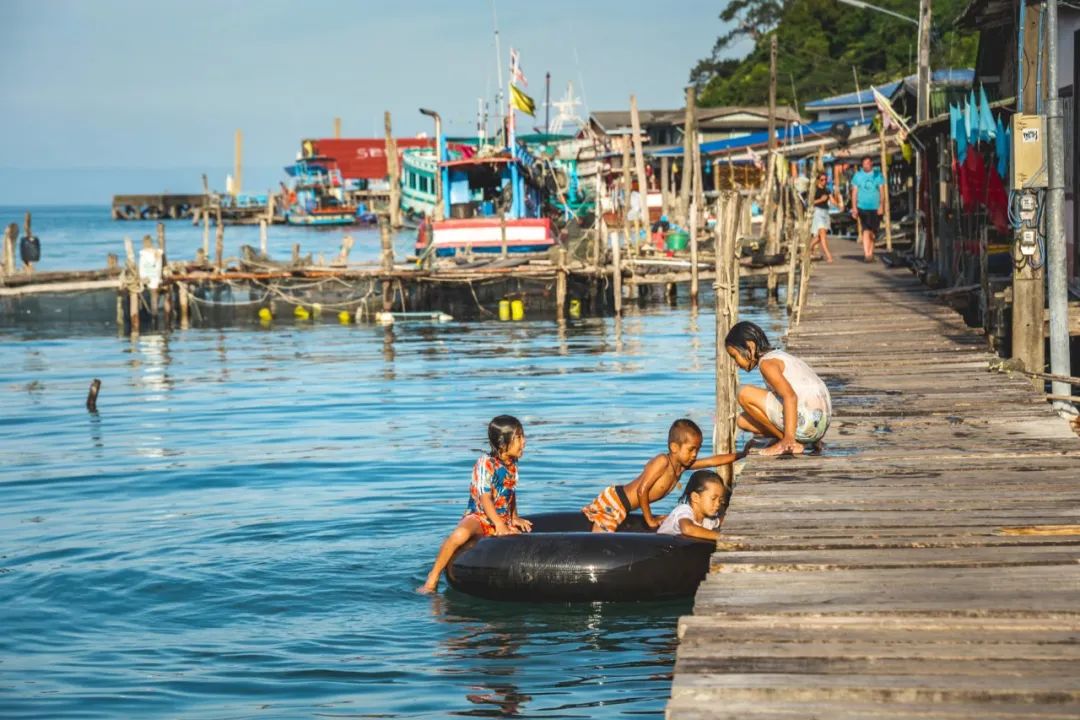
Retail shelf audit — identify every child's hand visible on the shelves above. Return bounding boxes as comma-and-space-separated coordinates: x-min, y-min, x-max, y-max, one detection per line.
737, 439, 756, 458
494, 522, 515, 536
513, 518, 533, 533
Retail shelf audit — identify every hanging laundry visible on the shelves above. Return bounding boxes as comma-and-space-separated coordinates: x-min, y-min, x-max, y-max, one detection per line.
995, 115, 1009, 179
960, 148, 986, 213
951, 104, 968, 164
986, 162, 1010, 234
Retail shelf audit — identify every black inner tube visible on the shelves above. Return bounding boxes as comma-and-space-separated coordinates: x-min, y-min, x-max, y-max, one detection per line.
446, 512, 715, 603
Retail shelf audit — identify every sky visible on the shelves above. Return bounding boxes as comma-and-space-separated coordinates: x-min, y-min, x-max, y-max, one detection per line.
0, 0, 740, 204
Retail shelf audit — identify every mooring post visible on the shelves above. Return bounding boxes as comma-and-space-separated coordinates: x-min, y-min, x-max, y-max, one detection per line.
879, 123, 893, 253
611, 228, 623, 316
22, 212, 34, 274
158, 223, 172, 327
785, 186, 799, 313
385, 111, 402, 228
380, 216, 394, 312
86, 379, 101, 413
714, 190, 742, 485
556, 247, 568, 323
291, 243, 300, 266
1, 223, 15, 276
214, 210, 224, 272
178, 281, 190, 329
202, 209, 210, 261
259, 219, 268, 256
689, 200, 700, 306
124, 236, 139, 335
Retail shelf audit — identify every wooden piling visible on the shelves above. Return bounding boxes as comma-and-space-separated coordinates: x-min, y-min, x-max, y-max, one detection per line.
629, 95, 650, 238
660, 156, 671, 219
380, 216, 393, 312
689, 201, 700, 306
620, 137, 635, 254
785, 186, 800, 313
713, 191, 742, 484
158, 223, 171, 326
337, 235, 355, 266
878, 124, 893, 252
556, 247, 568, 323
291, 243, 300, 266
86, 379, 101, 413
259, 219, 268, 255
214, 211, 224, 271
611, 229, 623, 316
178, 281, 189, 328
202, 209, 211, 261
2, 223, 15, 276
677, 86, 695, 226
385, 111, 402, 228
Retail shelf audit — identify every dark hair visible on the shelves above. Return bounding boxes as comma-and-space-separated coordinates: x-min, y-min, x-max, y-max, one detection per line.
861, 155, 874, 164
678, 470, 731, 504
488, 415, 523, 455
668, 418, 703, 446
724, 320, 772, 367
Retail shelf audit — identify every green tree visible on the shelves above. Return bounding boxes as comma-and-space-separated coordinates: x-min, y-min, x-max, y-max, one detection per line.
693, 0, 977, 111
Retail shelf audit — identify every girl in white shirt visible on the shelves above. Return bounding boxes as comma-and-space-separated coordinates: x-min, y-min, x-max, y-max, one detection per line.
656, 471, 731, 541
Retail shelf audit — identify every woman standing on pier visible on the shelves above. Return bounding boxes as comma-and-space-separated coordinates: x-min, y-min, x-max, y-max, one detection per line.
809, 173, 840, 263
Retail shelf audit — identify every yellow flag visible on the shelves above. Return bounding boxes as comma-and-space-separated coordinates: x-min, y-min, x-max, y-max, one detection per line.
510, 84, 536, 117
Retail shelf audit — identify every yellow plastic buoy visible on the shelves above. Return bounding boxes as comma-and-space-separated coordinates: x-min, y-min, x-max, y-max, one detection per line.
311, 303, 322, 317
510, 299, 525, 321
498, 299, 511, 321
293, 306, 310, 320
338, 311, 352, 324
257, 307, 273, 322
569, 298, 581, 319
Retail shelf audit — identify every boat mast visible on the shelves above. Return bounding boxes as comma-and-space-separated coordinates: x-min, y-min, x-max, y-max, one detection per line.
492, 1, 506, 147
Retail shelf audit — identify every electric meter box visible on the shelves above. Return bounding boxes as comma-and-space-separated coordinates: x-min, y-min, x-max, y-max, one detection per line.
1011, 114, 1048, 189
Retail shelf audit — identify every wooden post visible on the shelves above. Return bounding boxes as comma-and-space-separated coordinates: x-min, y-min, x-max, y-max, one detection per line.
333, 116, 342, 139
714, 191, 742, 485
124, 236, 139, 334
692, 130, 705, 227
157, 223, 171, 326
689, 201, 700, 305
214, 211, 224, 271
785, 187, 799, 313
620, 137, 634, 254
677, 86, 696, 227
266, 190, 275, 225
1011, 6, 1045, 386
259, 219, 268, 255
660, 155, 670, 219
380, 216, 394, 312
234, 129, 243, 196
611, 227, 623, 316
500, 212, 508, 257
178, 281, 190, 328
629, 95, 650, 234
385, 111, 402, 228
556, 247, 568, 323
202, 209, 211, 261
86, 379, 101, 413
767, 35, 778, 160
337, 235, 355, 265
766, 177, 784, 301
878, 124, 893, 252
2, 223, 15, 276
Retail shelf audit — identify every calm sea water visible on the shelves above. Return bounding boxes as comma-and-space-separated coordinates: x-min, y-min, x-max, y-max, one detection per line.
1, 206, 783, 719
0, 205, 413, 272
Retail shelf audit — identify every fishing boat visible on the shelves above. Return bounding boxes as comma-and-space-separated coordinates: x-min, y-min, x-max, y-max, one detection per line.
283, 156, 358, 227
415, 140, 559, 258
400, 148, 440, 219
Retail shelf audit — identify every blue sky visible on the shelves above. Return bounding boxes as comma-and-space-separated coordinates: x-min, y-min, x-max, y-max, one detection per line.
0, 0, 739, 203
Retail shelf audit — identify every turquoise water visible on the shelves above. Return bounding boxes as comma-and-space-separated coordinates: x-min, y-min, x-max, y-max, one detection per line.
0, 205, 413, 272
1, 206, 784, 718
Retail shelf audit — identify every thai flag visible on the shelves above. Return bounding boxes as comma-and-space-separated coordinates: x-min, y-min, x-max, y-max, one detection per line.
509, 48, 528, 87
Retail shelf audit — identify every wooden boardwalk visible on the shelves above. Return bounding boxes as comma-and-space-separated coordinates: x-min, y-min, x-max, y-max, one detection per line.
668, 254, 1080, 719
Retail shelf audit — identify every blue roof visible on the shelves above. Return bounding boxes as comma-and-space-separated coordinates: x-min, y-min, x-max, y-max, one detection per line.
806, 81, 902, 109
653, 116, 872, 157
806, 69, 975, 109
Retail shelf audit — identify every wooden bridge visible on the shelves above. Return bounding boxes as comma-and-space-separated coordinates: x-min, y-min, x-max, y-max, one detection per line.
668, 254, 1080, 719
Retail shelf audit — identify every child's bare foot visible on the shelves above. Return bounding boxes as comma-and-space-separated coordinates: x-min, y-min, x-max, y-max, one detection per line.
761, 440, 804, 456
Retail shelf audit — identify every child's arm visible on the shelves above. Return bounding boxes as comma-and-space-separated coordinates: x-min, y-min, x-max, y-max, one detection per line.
635, 455, 672, 529
479, 492, 514, 536
690, 439, 755, 469
509, 494, 532, 532
760, 357, 801, 454
678, 518, 720, 541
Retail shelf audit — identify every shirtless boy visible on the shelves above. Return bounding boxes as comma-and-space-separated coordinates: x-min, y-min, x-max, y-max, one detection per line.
581, 418, 751, 532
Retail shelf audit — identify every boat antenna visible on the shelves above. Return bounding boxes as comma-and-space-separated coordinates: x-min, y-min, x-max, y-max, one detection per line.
492, 0, 506, 145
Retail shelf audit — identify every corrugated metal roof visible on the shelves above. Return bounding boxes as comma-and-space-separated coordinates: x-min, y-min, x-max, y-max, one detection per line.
652, 117, 873, 157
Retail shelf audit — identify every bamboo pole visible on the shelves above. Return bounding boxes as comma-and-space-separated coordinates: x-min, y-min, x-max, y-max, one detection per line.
714, 190, 742, 485
22, 212, 34, 274
660, 156, 670, 219
620, 137, 634, 254
556, 247, 568, 324
689, 201, 700, 305
385, 111, 402, 228
878, 125, 893, 252
202, 209, 211, 261
380, 216, 394, 311
785, 186, 800, 313
259, 219, 268, 255
178, 281, 189, 328
214, 211, 224, 272
611, 227, 623, 316
629, 95, 650, 234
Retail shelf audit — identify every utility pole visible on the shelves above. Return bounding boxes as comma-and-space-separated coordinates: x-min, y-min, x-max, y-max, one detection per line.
1045, 0, 1074, 414
1012, 5, 1045, 386
767, 35, 778, 157
916, 0, 932, 124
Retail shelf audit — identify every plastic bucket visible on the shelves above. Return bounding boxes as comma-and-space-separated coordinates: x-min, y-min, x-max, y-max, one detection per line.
665, 231, 689, 251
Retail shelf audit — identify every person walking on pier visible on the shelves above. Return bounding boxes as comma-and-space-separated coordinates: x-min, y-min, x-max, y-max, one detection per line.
810, 172, 840, 263
850, 156, 884, 262
725, 321, 832, 456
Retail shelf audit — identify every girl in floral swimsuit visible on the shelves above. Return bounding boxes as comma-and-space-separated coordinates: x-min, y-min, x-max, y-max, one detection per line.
419, 415, 531, 593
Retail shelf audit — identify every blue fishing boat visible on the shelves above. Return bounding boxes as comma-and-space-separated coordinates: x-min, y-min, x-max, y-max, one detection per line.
283, 156, 358, 226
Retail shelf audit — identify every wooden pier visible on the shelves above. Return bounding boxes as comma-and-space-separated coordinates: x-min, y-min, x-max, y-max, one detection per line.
668, 255, 1080, 719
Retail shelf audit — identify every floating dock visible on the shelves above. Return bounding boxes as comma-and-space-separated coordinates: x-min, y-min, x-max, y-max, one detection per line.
668, 255, 1080, 719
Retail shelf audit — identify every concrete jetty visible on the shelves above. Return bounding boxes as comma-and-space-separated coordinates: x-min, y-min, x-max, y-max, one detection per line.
668, 254, 1080, 719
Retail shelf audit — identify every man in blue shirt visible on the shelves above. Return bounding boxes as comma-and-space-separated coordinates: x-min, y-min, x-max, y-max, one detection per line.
849, 156, 884, 262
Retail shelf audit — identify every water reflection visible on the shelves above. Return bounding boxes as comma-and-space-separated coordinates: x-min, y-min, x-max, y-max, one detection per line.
431, 592, 689, 718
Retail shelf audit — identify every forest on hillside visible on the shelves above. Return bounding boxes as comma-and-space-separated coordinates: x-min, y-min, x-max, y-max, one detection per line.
691, 0, 978, 110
